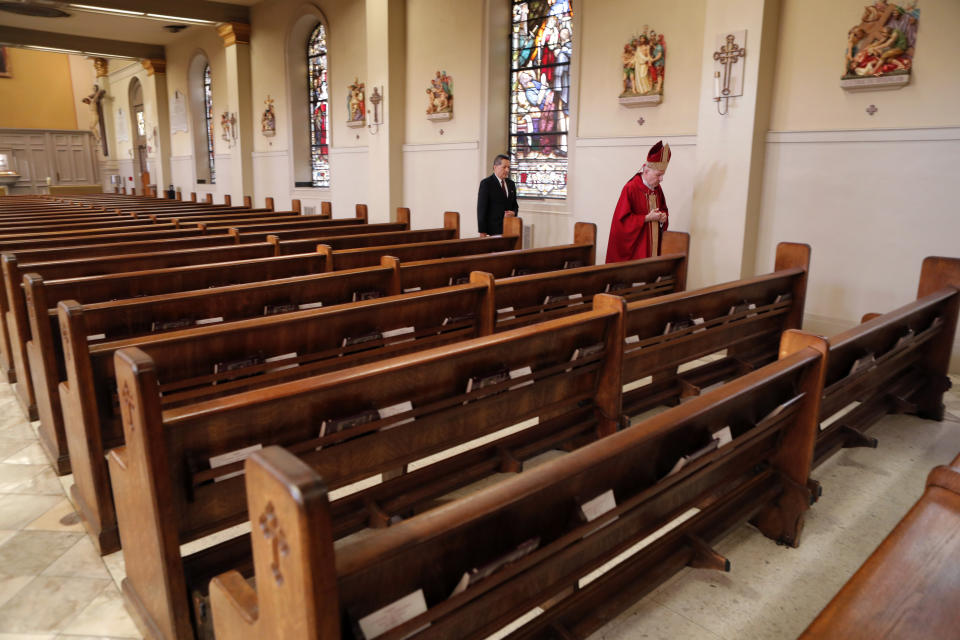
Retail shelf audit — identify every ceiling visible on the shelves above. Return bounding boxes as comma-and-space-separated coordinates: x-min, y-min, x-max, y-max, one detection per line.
0, 0, 254, 58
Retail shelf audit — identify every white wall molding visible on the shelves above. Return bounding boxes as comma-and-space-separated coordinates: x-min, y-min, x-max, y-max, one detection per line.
401, 141, 479, 153
766, 127, 960, 144
251, 150, 292, 158
330, 146, 370, 155
575, 134, 697, 149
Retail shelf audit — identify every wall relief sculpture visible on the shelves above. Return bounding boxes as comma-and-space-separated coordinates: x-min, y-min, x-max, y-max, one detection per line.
842, 1, 919, 91
619, 26, 665, 107
426, 70, 453, 121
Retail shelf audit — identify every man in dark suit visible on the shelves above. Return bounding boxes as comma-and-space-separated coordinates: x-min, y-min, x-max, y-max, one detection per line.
477, 154, 519, 236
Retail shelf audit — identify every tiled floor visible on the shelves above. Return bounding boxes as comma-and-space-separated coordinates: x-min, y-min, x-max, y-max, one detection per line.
0, 375, 957, 640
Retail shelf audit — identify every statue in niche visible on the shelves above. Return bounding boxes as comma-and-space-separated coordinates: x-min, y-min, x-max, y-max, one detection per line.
425, 70, 453, 116
347, 78, 365, 123
843, 1, 919, 80
82, 84, 108, 155
620, 26, 666, 98
261, 95, 276, 137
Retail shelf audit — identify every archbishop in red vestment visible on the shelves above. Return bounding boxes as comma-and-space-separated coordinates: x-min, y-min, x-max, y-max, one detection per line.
605, 141, 671, 263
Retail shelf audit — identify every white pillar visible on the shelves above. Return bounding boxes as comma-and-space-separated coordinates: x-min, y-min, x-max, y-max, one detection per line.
688, 0, 781, 288
218, 22, 254, 202
365, 0, 406, 222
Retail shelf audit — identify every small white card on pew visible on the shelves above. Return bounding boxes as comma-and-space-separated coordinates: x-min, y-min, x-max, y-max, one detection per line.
497, 306, 515, 321
713, 426, 733, 448
196, 316, 223, 325
578, 489, 618, 538
382, 326, 415, 344
297, 301, 324, 310
357, 589, 429, 640
264, 352, 298, 372
379, 401, 414, 429
87, 333, 106, 341
209, 444, 262, 482
509, 366, 533, 390
403, 287, 422, 293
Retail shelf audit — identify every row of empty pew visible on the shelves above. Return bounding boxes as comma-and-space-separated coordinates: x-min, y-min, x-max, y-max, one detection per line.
2, 192, 957, 639
201, 256, 957, 640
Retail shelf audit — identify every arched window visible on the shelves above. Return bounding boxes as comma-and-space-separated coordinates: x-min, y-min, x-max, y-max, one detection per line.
307, 24, 330, 188
203, 63, 216, 184
188, 51, 214, 184
510, 0, 572, 199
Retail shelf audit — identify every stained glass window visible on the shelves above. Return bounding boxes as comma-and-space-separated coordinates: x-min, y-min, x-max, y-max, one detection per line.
308, 23, 330, 188
510, 0, 572, 199
203, 63, 216, 184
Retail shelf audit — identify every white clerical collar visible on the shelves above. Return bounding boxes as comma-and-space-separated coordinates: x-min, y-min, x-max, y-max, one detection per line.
641, 175, 656, 190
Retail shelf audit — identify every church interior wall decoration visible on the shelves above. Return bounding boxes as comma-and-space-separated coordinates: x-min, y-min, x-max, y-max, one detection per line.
842, 1, 919, 91
261, 95, 276, 137
619, 26, 665, 107
347, 78, 366, 128
510, 0, 572, 200
425, 70, 453, 121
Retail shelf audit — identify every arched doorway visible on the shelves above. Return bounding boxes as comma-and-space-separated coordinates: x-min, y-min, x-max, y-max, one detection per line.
128, 77, 149, 194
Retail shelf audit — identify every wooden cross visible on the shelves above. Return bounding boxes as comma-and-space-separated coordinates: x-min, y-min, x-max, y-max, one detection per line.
866, 104, 878, 116
713, 34, 745, 97
259, 503, 289, 585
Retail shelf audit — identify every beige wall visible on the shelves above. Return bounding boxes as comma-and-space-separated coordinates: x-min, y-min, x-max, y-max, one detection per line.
164, 29, 229, 159
0, 49, 77, 130
68, 55, 97, 137
577, 0, 706, 138
770, 0, 960, 131
404, 0, 483, 144
249, 0, 368, 154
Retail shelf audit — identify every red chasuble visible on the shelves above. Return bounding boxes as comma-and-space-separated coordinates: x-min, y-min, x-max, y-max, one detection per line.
605, 172, 669, 263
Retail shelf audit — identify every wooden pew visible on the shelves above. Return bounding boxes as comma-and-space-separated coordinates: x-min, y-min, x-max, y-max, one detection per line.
97, 252, 809, 638
58, 255, 685, 557
315, 233, 524, 270
201, 316, 825, 640
3, 218, 461, 419
1, 233, 238, 416
111, 296, 627, 639
780, 256, 959, 467
25, 227, 603, 475
799, 452, 960, 639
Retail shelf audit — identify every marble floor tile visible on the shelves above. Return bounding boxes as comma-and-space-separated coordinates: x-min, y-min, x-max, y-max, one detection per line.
24, 499, 86, 533
0, 465, 48, 494
58, 583, 141, 638
0, 576, 110, 634
0, 442, 31, 462
0, 531, 83, 577
12, 468, 65, 496
100, 551, 126, 590
2, 443, 51, 466
0, 530, 16, 547
0, 495, 64, 530
0, 576, 33, 609
0, 421, 35, 441
41, 537, 111, 580
0, 634, 57, 640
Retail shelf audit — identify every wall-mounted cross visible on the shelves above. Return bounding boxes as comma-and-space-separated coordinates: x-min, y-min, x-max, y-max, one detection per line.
637, 117, 645, 126
713, 34, 745, 97
259, 503, 289, 585
866, 104, 878, 116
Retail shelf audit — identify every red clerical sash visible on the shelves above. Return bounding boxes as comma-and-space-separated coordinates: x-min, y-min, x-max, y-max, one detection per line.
646, 192, 660, 256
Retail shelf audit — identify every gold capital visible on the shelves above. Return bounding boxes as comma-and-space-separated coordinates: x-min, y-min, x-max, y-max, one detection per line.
90, 57, 109, 77
140, 58, 166, 76
217, 22, 251, 47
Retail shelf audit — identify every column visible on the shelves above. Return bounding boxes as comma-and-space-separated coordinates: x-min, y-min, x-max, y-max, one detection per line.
217, 22, 254, 201
141, 58, 172, 194
90, 57, 119, 190
687, 0, 781, 288
365, 0, 406, 222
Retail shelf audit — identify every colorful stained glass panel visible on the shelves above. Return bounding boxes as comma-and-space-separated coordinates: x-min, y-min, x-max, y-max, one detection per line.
203, 63, 215, 184
308, 23, 330, 188
510, 0, 572, 199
